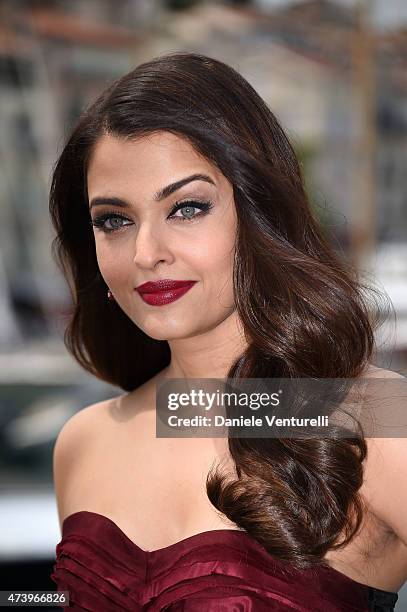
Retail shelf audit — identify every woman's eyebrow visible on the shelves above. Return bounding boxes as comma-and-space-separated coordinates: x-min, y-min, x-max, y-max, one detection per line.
153, 173, 215, 201
89, 173, 215, 211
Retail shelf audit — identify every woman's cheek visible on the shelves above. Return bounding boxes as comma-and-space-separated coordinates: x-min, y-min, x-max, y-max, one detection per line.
95, 245, 125, 288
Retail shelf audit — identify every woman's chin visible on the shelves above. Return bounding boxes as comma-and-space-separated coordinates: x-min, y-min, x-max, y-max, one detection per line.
138, 322, 197, 342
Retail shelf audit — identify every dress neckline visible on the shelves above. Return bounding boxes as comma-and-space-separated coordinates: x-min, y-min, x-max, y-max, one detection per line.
61, 509, 398, 599
62, 509, 247, 554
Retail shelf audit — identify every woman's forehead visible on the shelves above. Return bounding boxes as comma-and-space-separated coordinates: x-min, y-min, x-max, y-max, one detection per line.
87, 132, 225, 196
89, 132, 203, 166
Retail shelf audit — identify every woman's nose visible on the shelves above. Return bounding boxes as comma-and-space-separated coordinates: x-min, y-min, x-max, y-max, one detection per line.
132, 222, 173, 269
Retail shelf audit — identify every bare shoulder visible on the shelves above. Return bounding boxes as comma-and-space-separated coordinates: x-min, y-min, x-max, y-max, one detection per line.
52, 396, 119, 527
360, 364, 407, 544
53, 397, 113, 463
362, 363, 406, 379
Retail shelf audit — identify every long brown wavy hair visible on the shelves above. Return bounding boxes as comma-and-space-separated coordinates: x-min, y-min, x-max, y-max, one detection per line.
49, 50, 387, 568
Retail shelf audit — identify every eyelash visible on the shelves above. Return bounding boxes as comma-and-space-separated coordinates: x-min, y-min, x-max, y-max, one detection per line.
90, 199, 214, 234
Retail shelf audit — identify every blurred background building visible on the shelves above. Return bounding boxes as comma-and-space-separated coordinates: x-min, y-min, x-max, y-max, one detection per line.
0, 0, 406, 607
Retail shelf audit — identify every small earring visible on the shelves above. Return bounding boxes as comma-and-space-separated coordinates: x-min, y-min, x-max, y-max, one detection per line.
107, 289, 115, 302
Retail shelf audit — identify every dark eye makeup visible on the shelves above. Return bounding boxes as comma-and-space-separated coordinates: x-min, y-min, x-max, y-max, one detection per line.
90, 199, 214, 234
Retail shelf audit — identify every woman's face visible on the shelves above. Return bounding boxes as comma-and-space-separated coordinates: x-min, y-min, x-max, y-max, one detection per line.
87, 131, 238, 341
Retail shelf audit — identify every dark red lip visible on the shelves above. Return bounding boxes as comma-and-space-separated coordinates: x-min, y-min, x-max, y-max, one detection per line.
135, 280, 197, 306
135, 279, 196, 294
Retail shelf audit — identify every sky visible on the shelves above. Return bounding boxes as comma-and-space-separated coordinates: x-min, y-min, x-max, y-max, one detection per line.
256, 0, 407, 29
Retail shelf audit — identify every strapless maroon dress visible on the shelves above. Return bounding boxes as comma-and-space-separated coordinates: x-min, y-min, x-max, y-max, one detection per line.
50, 511, 398, 611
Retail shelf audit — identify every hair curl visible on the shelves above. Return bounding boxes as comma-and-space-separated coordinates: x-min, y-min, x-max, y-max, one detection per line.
49, 51, 387, 568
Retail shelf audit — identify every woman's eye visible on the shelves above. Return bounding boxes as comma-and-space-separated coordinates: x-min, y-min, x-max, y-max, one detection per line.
90, 213, 131, 233
168, 200, 213, 222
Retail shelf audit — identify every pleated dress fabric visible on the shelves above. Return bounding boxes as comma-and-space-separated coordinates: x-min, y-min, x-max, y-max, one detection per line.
51, 511, 399, 611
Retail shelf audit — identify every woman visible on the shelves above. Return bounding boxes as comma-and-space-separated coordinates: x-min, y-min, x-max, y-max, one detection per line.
49, 51, 406, 611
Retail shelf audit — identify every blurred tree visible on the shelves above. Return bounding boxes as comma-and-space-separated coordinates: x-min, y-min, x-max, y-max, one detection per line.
163, 0, 201, 10
295, 140, 319, 215
294, 140, 344, 249
226, 0, 253, 5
